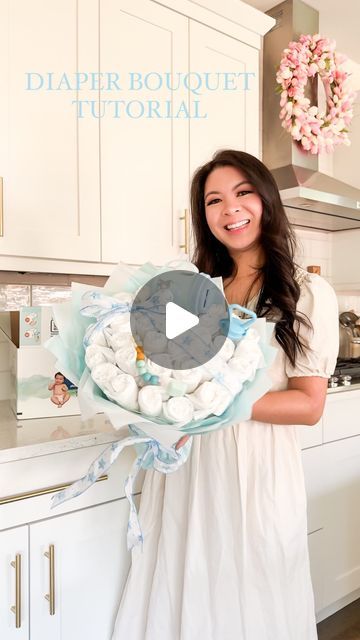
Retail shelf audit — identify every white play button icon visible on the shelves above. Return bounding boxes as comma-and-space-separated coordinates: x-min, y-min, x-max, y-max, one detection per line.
165, 302, 199, 340
130, 270, 229, 370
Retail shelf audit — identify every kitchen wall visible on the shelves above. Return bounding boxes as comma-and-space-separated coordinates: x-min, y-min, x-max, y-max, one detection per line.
295, 229, 360, 312
295, 228, 332, 281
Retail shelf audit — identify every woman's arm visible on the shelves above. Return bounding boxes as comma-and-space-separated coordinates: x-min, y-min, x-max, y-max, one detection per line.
250, 376, 328, 426
175, 377, 328, 449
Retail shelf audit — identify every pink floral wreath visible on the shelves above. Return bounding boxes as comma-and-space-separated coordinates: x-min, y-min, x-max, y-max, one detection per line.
276, 34, 355, 154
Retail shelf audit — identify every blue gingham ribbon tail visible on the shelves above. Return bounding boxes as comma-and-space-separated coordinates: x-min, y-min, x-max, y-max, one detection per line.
50, 435, 184, 551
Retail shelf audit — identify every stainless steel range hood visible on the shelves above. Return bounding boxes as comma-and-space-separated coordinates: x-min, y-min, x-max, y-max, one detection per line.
263, 0, 360, 231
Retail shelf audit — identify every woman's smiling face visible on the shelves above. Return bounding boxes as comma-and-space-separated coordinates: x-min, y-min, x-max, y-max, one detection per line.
204, 165, 263, 257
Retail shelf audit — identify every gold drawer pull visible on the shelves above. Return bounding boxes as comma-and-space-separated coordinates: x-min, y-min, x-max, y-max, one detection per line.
0, 474, 108, 505
10, 553, 21, 628
179, 208, 190, 254
44, 544, 55, 615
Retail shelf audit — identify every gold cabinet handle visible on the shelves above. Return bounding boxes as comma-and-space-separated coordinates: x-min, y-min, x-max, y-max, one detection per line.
0, 474, 108, 506
10, 553, 22, 628
0, 177, 3, 237
44, 544, 55, 615
179, 208, 190, 254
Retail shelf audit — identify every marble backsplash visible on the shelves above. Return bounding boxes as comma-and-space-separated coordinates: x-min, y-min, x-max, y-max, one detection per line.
0, 273, 107, 311
0, 284, 72, 309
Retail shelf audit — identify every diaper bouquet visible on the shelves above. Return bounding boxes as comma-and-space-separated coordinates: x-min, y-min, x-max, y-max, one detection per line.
46, 260, 277, 549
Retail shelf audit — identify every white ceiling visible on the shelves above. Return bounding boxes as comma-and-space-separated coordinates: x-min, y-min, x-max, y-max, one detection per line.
243, 0, 360, 63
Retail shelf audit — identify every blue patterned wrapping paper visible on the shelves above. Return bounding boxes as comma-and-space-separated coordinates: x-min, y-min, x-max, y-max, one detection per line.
46, 260, 277, 549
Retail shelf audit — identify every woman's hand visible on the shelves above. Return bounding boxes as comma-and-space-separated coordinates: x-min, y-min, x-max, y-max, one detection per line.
175, 434, 190, 451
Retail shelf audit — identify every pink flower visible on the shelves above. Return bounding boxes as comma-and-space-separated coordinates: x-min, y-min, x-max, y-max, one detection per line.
308, 63, 318, 76
277, 33, 353, 155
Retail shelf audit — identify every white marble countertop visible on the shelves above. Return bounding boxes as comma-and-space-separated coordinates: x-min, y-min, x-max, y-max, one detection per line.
0, 401, 122, 464
2, 381, 359, 465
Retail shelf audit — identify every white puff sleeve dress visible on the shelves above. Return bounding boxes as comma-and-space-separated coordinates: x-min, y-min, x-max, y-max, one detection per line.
111, 270, 339, 640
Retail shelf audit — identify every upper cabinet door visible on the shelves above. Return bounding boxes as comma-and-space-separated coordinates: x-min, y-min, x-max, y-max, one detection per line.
0, 0, 100, 261
189, 21, 260, 175
100, 0, 189, 265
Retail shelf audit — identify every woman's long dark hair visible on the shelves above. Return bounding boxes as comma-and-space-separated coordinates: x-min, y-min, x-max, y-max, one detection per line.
190, 149, 310, 367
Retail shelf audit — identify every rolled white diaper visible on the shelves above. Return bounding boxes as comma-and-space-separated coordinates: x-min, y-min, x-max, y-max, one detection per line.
187, 380, 233, 418
234, 329, 260, 356
85, 344, 116, 370
162, 396, 194, 423
132, 314, 154, 341
233, 337, 264, 369
114, 343, 138, 376
227, 356, 258, 383
143, 330, 168, 355
110, 373, 139, 411
138, 385, 163, 417
86, 324, 108, 347
213, 336, 235, 362
104, 329, 134, 352
91, 362, 121, 394
199, 354, 224, 382
108, 311, 131, 332
173, 366, 202, 393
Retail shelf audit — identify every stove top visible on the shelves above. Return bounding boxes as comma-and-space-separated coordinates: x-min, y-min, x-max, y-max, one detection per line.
335, 358, 360, 376
329, 358, 360, 388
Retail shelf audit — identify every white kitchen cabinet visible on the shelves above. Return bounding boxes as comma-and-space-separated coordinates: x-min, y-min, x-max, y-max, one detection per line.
188, 21, 259, 171
320, 435, 360, 614
0, 525, 29, 639
323, 389, 360, 442
30, 499, 131, 640
302, 397, 360, 622
0, 500, 132, 640
0, 432, 143, 639
100, 1, 261, 265
0, 0, 273, 273
99, 0, 189, 265
0, 0, 101, 262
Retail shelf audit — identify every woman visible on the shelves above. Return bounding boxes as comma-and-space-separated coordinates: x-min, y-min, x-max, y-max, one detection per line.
112, 150, 339, 639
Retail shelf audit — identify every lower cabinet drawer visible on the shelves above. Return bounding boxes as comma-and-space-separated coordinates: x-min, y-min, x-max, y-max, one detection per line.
323, 390, 360, 442
0, 443, 144, 529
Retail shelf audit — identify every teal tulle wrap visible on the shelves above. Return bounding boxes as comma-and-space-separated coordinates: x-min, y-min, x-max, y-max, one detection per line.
46, 260, 277, 549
